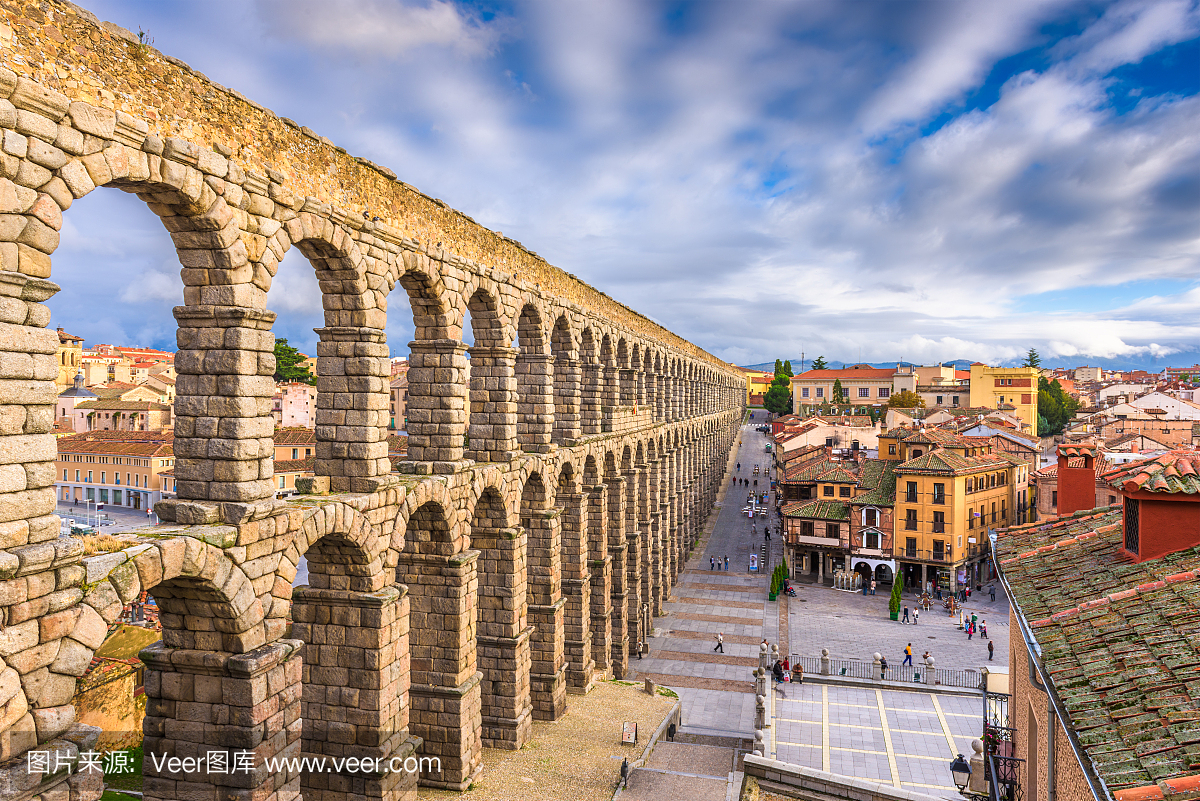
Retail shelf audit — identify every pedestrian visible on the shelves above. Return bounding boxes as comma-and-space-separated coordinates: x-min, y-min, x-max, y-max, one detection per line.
971, 612, 978, 629
871, 579, 876, 596
902, 605, 910, 624
990, 585, 996, 602
936, 586, 942, 601
725, 555, 729, 570
903, 643, 913, 666
737, 462, 741, 471
879, 655, 889, 680
710, 556, 715, 570
714, 632, 724, 653
988, 640, 994, 661
922, 650, 931, 662
794, 661, 803, 684
981, 620, 987, 638
913, 608, 919, 625
968, 622, 974, 640
637, 641, 643, 659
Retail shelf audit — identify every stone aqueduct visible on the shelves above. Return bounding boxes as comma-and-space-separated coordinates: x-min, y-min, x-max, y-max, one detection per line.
0, 3, 744, 801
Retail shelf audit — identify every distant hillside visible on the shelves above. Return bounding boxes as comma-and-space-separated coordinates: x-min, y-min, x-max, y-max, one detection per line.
740, 353, 1200, 373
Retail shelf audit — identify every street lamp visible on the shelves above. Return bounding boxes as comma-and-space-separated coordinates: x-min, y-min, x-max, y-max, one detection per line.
949, 754, 971, 793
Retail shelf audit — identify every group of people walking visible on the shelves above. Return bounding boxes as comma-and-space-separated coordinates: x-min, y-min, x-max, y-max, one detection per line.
710, 555, 730, 570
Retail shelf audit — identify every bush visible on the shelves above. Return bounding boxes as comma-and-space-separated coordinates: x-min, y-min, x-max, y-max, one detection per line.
889, 576, 902, 617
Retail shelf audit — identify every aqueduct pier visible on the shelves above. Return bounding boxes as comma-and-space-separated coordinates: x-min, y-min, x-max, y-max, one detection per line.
0, 3, 745, 801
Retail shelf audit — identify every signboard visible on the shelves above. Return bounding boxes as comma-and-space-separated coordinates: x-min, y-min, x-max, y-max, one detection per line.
750, 555, 759, 572
621, 722, 637, 744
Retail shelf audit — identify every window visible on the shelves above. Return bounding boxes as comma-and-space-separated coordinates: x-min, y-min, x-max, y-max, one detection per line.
75, 470, 79, 482
952, 396, 959, 406
905, 482, 918, 503
801, 387, 810, 398
815, 387, 824, 398
936, 395, 943, 405
866, 531, 879, 549
800, 521, 814, 537
1125, 497, 1139, 553
839, 485, 851, 497
888, 445, 896, 455
824, 485, 834, 497
905, 537, 917, 558
87, 471, 92, 482
279, 476, 286, 489
100, 472, 105, 484
306, 449, 312, 457
968, 512, 974, 529
991, 502, 997, 524
865, 508, 878, 526
112, 490, 121, 505
932, 511, 945, 533
62, 470, 67, 481
826, 523, 839, 538
858, 387, 869, 398
904, 508, 917, 530
912, 449, 923, 458
1109, 495, 1116, 505
1052, 490, 1058, 507
932, 483, 945, 504
292, 448, 299, 460
1001, 500, 1007, 520
878, 387, 890, 398
933, 540, 945, 559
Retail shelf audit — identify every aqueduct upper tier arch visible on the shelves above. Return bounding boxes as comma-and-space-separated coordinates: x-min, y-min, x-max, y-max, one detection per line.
0, 3, 745, 801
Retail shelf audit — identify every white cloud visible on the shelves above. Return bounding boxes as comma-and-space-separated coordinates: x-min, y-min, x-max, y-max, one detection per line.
256, 0, 503, 59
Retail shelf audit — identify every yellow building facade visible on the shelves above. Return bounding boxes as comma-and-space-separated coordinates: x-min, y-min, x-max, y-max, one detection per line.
968, 364, 1040, 432
55, 328, 84, 390
880, 428, 1022, 592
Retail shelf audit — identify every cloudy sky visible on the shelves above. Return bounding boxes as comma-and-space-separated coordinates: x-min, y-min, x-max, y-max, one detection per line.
49, 0, 1200, 369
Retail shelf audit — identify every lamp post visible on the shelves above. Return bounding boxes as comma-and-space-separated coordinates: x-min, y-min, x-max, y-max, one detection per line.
949, 753, 987, 799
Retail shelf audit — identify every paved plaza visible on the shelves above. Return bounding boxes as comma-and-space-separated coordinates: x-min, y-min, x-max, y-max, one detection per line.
631, 420, 1005, 797
774, 684, 980, 798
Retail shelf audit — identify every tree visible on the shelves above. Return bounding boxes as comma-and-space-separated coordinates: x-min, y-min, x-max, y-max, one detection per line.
832, 379, 845, 404
887, 390, 925, 408
764, 370, 792, 414
274, 338, 315, 384
783, 360, 794, 377
1023, 348, 1042, 369
811, 356, 828, 371
889, 574, 902, 619
774, 359, 784, 375
1037, 413, 1051, 437
1036, 377, 1081, 435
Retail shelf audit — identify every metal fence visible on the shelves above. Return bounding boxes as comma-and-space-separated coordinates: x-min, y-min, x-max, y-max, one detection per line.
787, 654, 984, 690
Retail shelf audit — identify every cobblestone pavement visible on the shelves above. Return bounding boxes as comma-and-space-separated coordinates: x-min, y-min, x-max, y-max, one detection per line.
774, 684, 980, 799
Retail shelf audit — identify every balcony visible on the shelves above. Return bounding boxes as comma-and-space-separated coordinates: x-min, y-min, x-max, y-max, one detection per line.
932, 495, 945, 505
791, 534, 846, 548
904, 519, 917, 530
932, 521, 945, 533
904, 492, 917, 503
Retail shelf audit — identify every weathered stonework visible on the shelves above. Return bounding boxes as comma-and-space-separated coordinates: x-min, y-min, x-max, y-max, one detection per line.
0, 3, 745, 801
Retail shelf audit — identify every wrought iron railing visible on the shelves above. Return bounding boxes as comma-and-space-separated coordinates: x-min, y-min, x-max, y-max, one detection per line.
986, 752, 1024, 801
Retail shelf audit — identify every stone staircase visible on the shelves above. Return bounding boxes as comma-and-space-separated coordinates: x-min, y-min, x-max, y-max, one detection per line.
617, 733, 749, 801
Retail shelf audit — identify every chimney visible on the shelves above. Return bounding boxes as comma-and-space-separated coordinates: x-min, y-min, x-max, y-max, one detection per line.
1112, 452, 1200, 562
1057, 443, 1098, 516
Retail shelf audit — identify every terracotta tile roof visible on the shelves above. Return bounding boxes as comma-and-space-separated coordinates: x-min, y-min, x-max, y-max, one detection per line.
1060, 443, 1099, 458
996, 507, 1200, 791
896, 450, 1010, 475
794, 366, 895, 380
57, 430, 173, 457
387, 435, 408, 454
815, 415, 874, 427
781, 444, 824, 463
816, 465, 858, 484
853, 460, 898, 507
784, 457, 850, 483
1105, 452, 1200, 495
273, 427, 316, 445
781, 499, 850, 521
75, 399, 170, 411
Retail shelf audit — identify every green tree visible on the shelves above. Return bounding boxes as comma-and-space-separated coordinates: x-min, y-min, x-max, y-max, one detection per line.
832, 379, 845, 404
1037, 413, 1051, 437
274, 338, 315, 384
887, 390, 925, 408
1023, 348, 1042, 369
763, 374, 792, 414
811, 356, 828, 371
783, 360, 794, 377
889, 575, 902, 618
1036, 377, 1081, 434
774, 359, 784, 375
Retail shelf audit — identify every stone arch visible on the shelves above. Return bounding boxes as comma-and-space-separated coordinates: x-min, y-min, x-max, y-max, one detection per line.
471, 483, 532, 749
465, 285, 518, 463
516, 304, 553, 452
397, 496, 482, 789
519, 470, 567, 718
551, 313, 580, 445
579, 327, 602, 435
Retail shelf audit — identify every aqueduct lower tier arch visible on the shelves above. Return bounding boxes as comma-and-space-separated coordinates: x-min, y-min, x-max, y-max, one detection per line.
0, 7, 746, 801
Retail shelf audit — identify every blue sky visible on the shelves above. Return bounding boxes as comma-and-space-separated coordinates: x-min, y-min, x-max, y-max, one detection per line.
47, 0, 1200, 369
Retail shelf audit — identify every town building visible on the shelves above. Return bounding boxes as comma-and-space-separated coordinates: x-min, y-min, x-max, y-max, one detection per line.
55, 430, 175, 510
1162, 364, 1200, 381
272, 382, 318, 428
790, 364, 900, 411
1073, 365, 1104, 382
55, 328, 84, 390
390, 372, 408, 432
881, 427, 1023, 592
995, 450, 1200, 801
273, 427, 316, 462
968, 363, 1040, 433
743, 368, 776, 406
